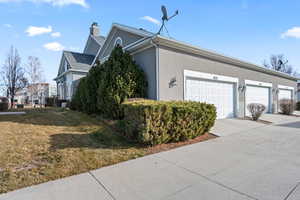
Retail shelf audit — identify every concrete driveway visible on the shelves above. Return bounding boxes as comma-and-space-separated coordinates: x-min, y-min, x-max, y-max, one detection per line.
1, 115, 300, 200
211, 114, 300, 137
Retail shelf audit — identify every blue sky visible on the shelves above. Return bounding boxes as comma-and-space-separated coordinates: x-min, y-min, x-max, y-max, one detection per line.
1, 0, 300, 85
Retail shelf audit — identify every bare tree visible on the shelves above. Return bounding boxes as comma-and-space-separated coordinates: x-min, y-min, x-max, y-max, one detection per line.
263, 54, 294, 75
1, 46, 27, 108
26, 56, 45, 106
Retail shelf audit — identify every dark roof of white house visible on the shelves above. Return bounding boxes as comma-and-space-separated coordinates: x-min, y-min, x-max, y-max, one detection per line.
63, 51, 95, 71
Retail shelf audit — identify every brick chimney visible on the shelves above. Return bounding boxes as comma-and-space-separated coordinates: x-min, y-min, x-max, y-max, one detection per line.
90, 22, 99, 36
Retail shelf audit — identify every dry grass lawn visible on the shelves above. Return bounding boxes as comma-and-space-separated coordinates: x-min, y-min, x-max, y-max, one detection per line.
0, 108, 146, 194
0, 108, 216, 194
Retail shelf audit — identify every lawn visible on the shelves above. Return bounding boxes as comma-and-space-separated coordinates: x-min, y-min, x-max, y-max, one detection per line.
0, 108, 216, 194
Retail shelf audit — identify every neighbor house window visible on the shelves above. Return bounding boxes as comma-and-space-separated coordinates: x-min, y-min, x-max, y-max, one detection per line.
114, 37, 123, 47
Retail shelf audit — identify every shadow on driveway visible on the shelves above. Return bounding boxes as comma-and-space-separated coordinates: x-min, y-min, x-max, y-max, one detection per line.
276, 121, 300, 129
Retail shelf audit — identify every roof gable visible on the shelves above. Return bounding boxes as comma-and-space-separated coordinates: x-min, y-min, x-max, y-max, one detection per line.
83, 35, 105, 56
92, 23, 155, 65
56, 51, 95, 78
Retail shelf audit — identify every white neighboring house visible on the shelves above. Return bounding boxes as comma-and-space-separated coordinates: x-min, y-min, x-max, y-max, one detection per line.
54, 22, 105, 100
298, 80, 300, 101
14, 83, 50, 105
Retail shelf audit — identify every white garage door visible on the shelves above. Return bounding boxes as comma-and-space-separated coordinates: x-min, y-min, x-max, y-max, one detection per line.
245, 85, 270, 116
278, 89, 292, 100
185, 78, 236, 119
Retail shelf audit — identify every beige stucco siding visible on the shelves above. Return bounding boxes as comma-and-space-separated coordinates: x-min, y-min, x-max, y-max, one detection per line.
158, 46, 297, 117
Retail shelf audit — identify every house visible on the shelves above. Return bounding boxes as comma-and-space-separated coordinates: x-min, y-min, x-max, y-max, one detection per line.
56, 22, 298, 119
15, 83, 51, 105
54, 22, 105, 100
297, 81, 300, 101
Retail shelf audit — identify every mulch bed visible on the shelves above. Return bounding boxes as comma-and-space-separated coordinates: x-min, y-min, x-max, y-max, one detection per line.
146, 133, 218, 155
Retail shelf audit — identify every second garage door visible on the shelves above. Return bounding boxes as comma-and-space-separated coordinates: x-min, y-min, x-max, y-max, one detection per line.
245, 85, 271, 116
185, 78, 236, 119
278, 89, 292, 101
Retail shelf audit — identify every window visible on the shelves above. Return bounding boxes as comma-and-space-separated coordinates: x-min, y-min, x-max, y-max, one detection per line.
114, 37, 123, 47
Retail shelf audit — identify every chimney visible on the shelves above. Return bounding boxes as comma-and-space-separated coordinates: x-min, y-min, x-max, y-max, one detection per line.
90, 22, 99, 36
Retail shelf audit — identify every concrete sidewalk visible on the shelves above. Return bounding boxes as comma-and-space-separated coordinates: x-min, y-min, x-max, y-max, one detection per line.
1, 115, 300, 200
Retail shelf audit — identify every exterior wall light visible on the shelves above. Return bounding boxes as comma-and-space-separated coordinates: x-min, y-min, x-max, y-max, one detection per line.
169, 77, 177, 88
238, 84, 245, 93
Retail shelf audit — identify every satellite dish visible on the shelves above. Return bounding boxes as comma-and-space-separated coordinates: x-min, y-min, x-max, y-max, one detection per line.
161, 5, 168, 21
158, 5, 179, 35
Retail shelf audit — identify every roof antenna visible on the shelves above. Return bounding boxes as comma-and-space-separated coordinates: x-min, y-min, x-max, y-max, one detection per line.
157, 5, 179, 35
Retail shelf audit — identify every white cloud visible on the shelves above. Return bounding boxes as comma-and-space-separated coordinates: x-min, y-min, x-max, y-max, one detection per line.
3, 24, 12, 28
140, 16, 161, 26
0, 0, 89, 8
43, 42, 64, 51
26, 25, 52, 36
281, 27, 300, 39
51, 32, 61, 38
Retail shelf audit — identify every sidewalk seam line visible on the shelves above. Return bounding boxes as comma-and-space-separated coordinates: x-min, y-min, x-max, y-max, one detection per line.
155, 155, 260, 200
284, 182, 300, 200
88, 171, 117, 200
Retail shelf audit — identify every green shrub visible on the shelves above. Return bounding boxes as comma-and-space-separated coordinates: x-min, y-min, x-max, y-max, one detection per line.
279, 99, 294, 115
0, 97, 9, 111
119, 100, 217, 145
85, 63, 103, 114
97, 45, 147, 119
45, 97, 58, 107
296, 101, 300, 111
70, 77, 87, 111
71, 46, 147, 119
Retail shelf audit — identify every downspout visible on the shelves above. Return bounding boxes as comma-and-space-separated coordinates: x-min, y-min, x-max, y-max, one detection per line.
150, 39, 160, 101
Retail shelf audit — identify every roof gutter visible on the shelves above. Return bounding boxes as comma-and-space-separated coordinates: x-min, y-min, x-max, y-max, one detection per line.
150, 38, 160, 100
53, 69, 89, 81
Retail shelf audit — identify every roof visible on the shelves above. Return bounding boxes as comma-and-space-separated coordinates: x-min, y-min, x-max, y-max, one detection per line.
93, 35, 106, 46
112, 23, 155, 37
119, 24, 298, 81
63, 51, 95, 71
91, 23, 155, 65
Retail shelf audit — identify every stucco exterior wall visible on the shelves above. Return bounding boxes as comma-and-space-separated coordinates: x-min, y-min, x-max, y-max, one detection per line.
133, 47, 157, 100
158, 46, 297, 117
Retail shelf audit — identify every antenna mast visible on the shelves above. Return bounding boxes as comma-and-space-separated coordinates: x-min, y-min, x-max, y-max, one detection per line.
157, 5, 179, 35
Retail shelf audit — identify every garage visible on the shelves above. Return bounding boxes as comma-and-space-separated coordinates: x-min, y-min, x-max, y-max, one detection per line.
278, 89, 292, 100
184, 70, 237, 119
245, 80, 272, 116
278, 85, 294, 113
278, 85, 293, 101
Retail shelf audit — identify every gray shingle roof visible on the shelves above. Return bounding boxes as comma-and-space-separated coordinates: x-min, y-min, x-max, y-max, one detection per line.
113, 23, 155, 37
93, 35, 105, 45
63, 51, 95, 71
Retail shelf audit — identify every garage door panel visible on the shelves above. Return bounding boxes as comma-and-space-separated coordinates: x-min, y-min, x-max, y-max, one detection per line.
278, 89, 292, 100
186, 78, 235, 119
245, 85, 270, 116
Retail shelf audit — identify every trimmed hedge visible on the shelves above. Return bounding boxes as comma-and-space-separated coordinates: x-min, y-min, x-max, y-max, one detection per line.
119, 100, 217, 145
